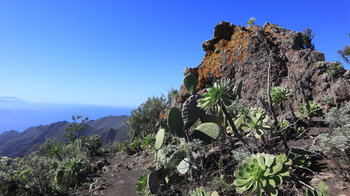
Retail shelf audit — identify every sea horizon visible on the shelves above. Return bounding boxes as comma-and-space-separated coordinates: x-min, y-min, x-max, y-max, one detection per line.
0, 101, 133, 134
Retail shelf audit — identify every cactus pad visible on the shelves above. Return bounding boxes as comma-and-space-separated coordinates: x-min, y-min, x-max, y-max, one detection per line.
147, 171, 159, 194
200, 114, 222, 126
55, 169, 65, 184
167, 149, 187, 169
182, 95, 205, 129
183, 74, 197, 95
191, 122, 221, 144
177, 158, 190, 175
155, 129, 165, 150
167, 107, 185, 138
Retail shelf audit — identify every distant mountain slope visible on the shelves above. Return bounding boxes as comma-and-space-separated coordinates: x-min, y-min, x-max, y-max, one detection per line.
87, 115, 128, 130
0, 115, 129, 158
0, 130, 20, 147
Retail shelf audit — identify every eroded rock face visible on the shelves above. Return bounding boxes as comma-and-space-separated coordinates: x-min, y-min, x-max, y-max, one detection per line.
177, 21, 349, 112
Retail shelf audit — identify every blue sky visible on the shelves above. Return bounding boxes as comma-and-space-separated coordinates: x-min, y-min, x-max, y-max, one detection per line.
0, 0, 349, 107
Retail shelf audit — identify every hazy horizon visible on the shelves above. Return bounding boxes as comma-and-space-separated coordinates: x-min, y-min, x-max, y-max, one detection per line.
0, 98, 132, 133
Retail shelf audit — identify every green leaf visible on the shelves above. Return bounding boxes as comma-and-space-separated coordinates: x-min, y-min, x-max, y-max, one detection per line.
265, 155, 275, 168
265, 182, 278, 196
268, 178, 276, 188
270, 163, 282, 175
233, 177, 253, 186
236, 185, 249, 193
236, 80, 243, 99
319, 181, 325, 190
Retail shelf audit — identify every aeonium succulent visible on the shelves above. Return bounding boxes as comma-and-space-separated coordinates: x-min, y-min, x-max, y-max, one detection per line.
197, 78, 242, 110
233, 153, 292, 196
235, 107, 271, 138
270, 86, 291, 107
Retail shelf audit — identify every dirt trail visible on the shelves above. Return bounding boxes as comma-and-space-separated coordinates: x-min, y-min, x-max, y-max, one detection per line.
73, 151, 153, 196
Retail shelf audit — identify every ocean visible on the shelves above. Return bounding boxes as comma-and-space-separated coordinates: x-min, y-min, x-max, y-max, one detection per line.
0, 101, 133, 133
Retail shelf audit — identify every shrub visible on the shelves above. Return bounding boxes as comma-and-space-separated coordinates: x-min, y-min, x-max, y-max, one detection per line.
326, 63, 343, 77
65, 115, 89, 143
81, 135, 102, 157
141, 135, 155, 150
53, 157, 90, 191
318, 103, 350, 153
117, 140, 128, 152
0, 152, 54, 195
127, 96, 168, 139
302, 28, 315, 50
315, 61, 324, 67
316, 103, 350, 179
233, 153, 292, 196
136, 173, 148, 194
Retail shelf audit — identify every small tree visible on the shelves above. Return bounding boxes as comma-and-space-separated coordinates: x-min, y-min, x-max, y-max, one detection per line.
127, 96, 168, 139
302, 28, 315, 50
338, 33, 350, 65
65, 115, 88, 142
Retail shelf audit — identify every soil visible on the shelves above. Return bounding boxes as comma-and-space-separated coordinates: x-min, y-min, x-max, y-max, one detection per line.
72, 150, 153, 196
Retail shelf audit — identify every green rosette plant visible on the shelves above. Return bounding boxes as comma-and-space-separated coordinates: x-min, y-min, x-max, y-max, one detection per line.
189, 187, 219, 196
233, 153, 292, 196
235, 107, 270, 138
197, 78, 242, 110
269, 86, 291, 110
197, 78, 251, 150
299, 101, 323, 118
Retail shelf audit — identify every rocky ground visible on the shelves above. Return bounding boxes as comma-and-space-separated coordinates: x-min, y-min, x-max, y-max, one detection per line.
72, 150, 153, 196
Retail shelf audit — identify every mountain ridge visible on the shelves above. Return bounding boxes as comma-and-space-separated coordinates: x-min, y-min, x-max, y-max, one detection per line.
0, 115, 130, 158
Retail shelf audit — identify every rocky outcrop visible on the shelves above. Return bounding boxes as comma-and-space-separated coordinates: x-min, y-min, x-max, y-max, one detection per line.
179, 21, 349, 112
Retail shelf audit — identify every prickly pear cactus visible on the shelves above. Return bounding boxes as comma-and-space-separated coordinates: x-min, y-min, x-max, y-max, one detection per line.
147, 171, 159, 194
177, 158, 190, 175
155, 129, 165, 150
183, 74, 197, 95
182, 94, 205, 129
167, 107, 185, 138
191, 122, 221, 144
55, 169, 65, 184
200, 114, 222, 126
167, 149, 187, 169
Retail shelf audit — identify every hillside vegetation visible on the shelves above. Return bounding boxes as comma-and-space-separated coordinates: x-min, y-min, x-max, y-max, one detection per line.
1, 20, 350, 196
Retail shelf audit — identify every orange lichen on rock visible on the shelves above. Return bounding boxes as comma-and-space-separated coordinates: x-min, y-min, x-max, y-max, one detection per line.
196, 26, 253, 89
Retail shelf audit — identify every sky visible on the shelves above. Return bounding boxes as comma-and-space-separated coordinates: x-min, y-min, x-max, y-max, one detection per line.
0, 0, 349, 108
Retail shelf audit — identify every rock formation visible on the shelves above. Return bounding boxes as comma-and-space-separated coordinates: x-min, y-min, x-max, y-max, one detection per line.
179, 21, 349, 112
